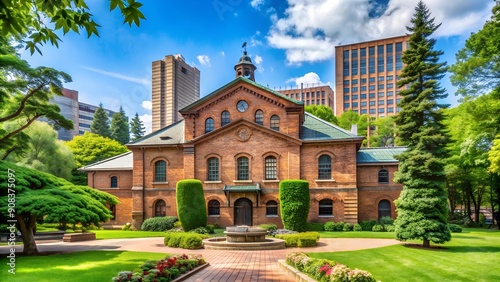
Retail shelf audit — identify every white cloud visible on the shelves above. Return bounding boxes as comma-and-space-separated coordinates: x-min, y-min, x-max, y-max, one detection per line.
286, 72, 323, 87
141, 100, 152, 110
139, 114, 152, 134
251, 0, 265, 10
197, 55, 211, 66
267, 0, 493, 64
80, 66, 150, 86
254, 55, 264, 72
254, 55, 263, 65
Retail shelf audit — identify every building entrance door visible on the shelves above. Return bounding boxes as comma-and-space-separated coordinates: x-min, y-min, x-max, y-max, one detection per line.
234, 198, 252, 226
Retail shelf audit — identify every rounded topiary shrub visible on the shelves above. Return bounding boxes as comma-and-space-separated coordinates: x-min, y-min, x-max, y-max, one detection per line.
372, 224, 384, 232
279, 180, 310, 232
353, 223, 362, 231
176, 179, 207, 231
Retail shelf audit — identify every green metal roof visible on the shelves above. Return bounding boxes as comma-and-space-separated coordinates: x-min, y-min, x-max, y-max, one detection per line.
356, 147, 406, 163
301, 112, 363, 141
180, 76, 302, 112
223, 184, 261, 192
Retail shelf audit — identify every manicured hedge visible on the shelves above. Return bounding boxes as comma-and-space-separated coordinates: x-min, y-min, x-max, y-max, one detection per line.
279, 180, 310, 232
176, 179, 207, 231
141, 216, 178, 231
275, 232, 320, 247
163, 232, 210, 249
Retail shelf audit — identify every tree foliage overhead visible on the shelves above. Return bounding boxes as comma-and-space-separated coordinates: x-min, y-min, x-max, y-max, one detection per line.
0, 35, 73, 159
393, 1, 451, 247
111, 106, 129, 145
0, 0, 146, 54
90, 103, 111, 138
0, 161, 118, 255
304, 105, 338, 125
449, 1, 500, 99
130, 112, 145, 141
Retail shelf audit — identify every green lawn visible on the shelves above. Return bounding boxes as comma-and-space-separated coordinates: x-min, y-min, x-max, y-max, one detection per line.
0, 251, 166, 282
309, 229, 500, 282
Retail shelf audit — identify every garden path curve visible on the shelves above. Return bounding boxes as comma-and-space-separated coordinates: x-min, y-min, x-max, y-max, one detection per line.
1, 237, 400, 281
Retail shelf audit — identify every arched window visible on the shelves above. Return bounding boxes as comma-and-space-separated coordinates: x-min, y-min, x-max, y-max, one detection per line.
378, 200, 391, 219
319, 199, 333, 216
221, 111, 230, 126
266, 200, 278, 216
155, 200, 166, 217
378, 169, 389, 183
265, 156, 277, 180
205, 118, 214, 133
110, 176, 118, 188
237, 156, 249, 180
207, 157, 219, 181
154, 160, 166, 182
318, 155, 332, 179
208, 200, 220, 216
270, 115, 280, 131
255, 110, 264, 125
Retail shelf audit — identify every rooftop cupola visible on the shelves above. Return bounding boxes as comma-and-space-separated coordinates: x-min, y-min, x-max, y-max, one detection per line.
234, 42, 256, 81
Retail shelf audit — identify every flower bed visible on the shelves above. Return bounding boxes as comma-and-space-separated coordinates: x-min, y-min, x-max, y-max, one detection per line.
112, 254, 207, 282
285, 252, 376, 282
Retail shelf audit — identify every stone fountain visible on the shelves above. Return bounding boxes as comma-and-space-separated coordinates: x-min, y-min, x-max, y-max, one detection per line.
202, 225, 285, 250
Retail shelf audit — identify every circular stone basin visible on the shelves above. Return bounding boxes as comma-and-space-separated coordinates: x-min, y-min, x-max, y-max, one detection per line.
223, 229, 268, 243
203, 237, 285, 250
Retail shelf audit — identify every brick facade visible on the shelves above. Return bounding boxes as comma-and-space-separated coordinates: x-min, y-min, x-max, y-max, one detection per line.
83, 77, 403, 229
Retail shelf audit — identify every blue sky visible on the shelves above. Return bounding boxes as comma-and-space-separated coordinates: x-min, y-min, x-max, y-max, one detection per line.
21, 0, 494, 134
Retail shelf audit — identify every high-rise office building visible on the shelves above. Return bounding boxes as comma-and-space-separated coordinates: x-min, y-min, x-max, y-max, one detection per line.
78, 102, 116, 135
334, 35, 410, 118
46, 88, 117, 140
277, 84, 335, 109
151, 54, 200, 131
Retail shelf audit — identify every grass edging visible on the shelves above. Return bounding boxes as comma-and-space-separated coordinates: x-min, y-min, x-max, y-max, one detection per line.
278, 259, 315, 282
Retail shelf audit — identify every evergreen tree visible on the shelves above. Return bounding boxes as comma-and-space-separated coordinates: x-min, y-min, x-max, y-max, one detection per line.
90, 103, 111, 138
393, 1, 451, 247
130, 112, 146, 140
111, 106, 130, 144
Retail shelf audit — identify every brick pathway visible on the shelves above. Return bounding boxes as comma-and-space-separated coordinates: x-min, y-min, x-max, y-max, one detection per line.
0, 237, 399, 282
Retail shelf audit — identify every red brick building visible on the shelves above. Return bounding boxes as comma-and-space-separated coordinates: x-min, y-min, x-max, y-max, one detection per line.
81, 52, 404, 229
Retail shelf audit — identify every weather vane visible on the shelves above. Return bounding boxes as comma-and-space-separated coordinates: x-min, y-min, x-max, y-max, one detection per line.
242, 42, 247, 53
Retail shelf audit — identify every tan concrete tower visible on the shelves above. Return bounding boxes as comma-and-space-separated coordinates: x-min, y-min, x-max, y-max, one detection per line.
152, 54, 200, 131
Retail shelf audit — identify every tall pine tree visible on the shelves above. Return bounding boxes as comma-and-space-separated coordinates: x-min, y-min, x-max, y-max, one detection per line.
111, 106, 130, 144
130, 112, 145, 141
90, 103, 111, 138
393, 1, 451, 247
